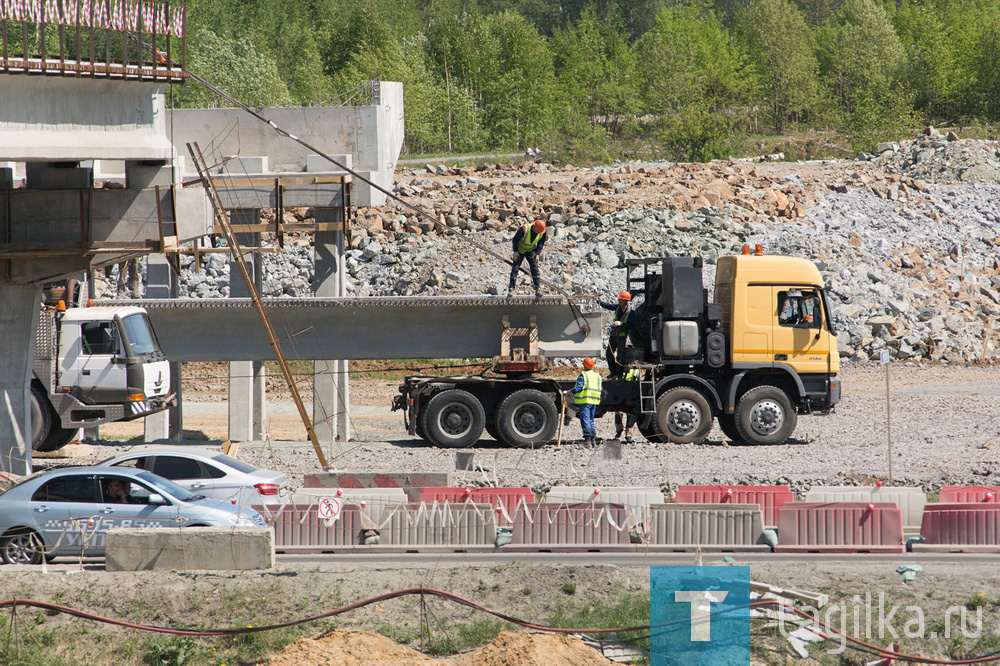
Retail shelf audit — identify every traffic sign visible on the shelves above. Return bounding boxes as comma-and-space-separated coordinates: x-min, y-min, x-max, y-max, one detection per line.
879, 349, 890, 365
318, 497, 342, 521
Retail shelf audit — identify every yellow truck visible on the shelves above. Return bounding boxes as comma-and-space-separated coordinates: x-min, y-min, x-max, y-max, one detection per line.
395, 249, 841, 447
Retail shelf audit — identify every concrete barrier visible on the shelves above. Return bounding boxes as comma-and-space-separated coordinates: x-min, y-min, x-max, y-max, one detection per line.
805, 486, 925, 532
417, 487, 534, 522
508, 502, 633, 552
381, 502, 496, 550
105, 527, 274, 571
290, 488, 407, 526
303, 472, 451, 501
913, 503, 1000, 553
938, 486, 1000, 503
675, 485, 793, 528
261, 503, 365, 552
546, 486, 664, 528
775, 502, 904, 553
648, 503, 769, 552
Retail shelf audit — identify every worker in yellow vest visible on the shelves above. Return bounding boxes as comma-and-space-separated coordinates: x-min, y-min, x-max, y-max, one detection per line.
508, 219, 547, 298
571, 357, 603, 444
614, 368, 639, 442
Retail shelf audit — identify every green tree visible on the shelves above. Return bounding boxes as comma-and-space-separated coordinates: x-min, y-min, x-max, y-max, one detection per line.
887, 0, 961, 121
174, 29, 292, 107
738, 0, 824, 133
815, 0, 913, 147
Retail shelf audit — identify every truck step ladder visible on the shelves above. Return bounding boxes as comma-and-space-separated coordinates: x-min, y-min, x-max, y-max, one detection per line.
636, 364, 658, 414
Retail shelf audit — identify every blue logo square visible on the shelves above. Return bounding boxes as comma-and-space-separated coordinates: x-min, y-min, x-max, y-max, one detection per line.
650, 566, 755, 665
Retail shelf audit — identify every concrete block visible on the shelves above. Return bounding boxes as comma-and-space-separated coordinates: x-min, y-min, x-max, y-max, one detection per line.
32, 443, 92, 459
220, 156, 268, 175
105, 527, 274, 571
352, 170, 387, 207
306, 153, 352, 172
25, 163, 92, 189
125, 160, 172, 189
304, 472, 450, 501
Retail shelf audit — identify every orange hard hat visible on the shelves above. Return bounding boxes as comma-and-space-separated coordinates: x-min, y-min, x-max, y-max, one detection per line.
532, 219, 546, 234
618, 291, 631, 301
582, 357, 595, 370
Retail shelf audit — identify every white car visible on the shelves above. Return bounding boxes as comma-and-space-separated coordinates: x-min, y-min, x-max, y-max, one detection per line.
98, 447, 289, 507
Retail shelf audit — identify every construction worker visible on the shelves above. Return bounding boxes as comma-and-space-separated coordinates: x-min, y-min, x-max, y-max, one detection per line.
508, 219, 547, 298
571, 357, 602, 444
614, 368, 639, 442
598, 291, 635, 378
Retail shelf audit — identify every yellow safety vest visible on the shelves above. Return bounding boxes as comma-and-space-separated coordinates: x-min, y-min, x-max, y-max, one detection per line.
516, 224, 543, 254
575, 369, 603, 405
624, 369, 639, 381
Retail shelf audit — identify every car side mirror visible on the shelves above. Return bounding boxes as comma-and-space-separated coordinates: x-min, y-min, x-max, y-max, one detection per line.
147, 493, 167, 505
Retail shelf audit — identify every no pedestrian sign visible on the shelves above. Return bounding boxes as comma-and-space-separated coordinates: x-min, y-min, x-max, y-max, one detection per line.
318, 497, 342, 521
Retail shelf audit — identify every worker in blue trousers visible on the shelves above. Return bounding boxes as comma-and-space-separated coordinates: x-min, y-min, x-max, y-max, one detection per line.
571, 357, 603, 445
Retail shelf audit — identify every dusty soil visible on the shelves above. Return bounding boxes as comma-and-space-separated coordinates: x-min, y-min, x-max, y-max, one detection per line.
2, 560, 998, 664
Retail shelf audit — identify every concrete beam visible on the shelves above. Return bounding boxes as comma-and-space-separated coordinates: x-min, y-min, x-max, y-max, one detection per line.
0, 284, 40, 474
0, 76, 173, 161
228, 216, 266, 441
144, 254, 182, 441
313, 213, 350, 442
102, 297, 603, 361
105, 527, 275, 571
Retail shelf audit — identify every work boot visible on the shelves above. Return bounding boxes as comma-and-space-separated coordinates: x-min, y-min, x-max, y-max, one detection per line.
623, 429, 634, 443
534, 287, 542, 299
613, 429, 623, 441
506, 287, 514, 298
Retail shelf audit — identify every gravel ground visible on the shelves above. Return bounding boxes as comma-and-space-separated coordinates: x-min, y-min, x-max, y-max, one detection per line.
71, 365, 1000, 496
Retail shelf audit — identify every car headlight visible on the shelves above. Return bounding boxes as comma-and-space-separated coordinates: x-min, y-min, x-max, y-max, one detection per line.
229, 515, 257, 527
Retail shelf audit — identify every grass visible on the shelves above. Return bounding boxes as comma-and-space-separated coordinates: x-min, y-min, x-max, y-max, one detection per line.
421, 617, 506, 656
547, 590, 650, 656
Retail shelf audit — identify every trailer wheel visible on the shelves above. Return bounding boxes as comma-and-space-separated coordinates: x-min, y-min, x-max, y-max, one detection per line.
637, 416, 669, 443
495, 390, 558, 447
655, 387, 713, 444
734, 386, 797, 445
717, 414, 744, 443
422, 389, 485, 448
30, 384, 76, 452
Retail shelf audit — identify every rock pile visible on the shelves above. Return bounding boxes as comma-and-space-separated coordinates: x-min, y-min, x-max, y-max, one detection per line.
866, 131, 1000, 185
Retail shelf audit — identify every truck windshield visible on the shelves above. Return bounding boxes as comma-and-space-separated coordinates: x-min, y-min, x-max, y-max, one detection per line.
122, 314, 159, 355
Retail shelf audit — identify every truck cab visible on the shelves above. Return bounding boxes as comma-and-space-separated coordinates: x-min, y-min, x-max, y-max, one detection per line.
32, 305, 173, 451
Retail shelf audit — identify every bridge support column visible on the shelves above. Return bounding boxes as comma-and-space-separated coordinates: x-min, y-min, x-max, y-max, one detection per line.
144, 254, 183, 441
0, 284, 41, 474
312, 207, 350, 443
229, 211, 266, 441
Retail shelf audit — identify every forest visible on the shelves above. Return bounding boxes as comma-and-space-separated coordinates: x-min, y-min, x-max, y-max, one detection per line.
174, 0, 1000, 161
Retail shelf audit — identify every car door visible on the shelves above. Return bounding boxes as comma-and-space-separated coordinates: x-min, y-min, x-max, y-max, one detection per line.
29, 475, 102, 556
77, 320, 128, 402
772, 287, 830, 374
92, 474, 182, 554
147, 455, 219, 499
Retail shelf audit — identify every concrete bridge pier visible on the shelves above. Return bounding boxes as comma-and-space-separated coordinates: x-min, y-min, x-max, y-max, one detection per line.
228, 210, 267, 442
0, 284, 40, 474
144, 254, 183, 442
313, 207, 351, 443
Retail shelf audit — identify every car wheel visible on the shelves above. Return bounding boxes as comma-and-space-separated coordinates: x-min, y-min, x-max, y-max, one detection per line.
495, 389, 558, 447
421, 389, 486, 448
735, 385, 797, 445
655, 387, 713, 444
1, 529, 45, 565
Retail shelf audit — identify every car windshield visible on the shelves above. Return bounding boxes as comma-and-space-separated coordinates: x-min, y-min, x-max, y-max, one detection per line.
211, 453, 259, 474
135, 470, 198, 501
122, 314, 159, 355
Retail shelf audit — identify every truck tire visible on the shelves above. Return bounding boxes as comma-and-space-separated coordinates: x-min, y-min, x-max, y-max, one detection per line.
485, 422, 503, 442
717, 414, 744, 444
655, 387, 713, 444
421, 389, 485, 448
637, 416, 669, 444
30, 384, 76, 452
734, 386, 797, 445
495, 389, 558, 447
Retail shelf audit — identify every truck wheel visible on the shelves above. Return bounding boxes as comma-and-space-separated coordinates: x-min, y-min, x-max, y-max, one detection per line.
485, 422, 502, 442
1, 528, 45, 565
422, 389, 485, 448
495, 390, 558, 447
656, 387, 713, 444
30, 385, 76, 452
734, 386, 797, 445
717, 414, 744, 443
637, 416, 669, 443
